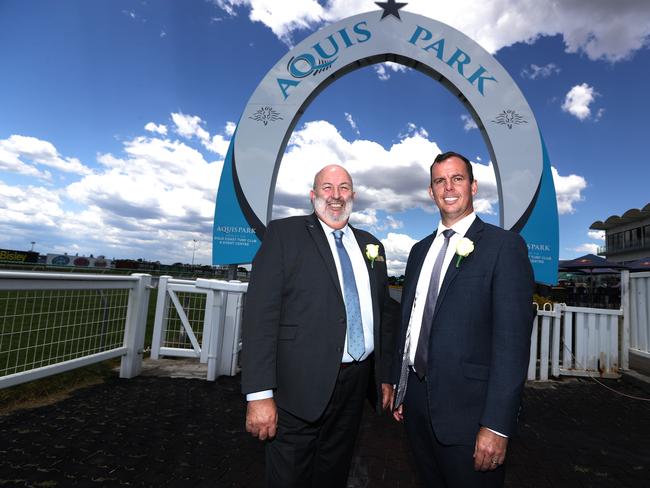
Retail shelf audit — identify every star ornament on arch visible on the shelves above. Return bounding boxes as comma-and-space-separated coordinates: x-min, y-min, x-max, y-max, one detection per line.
375, 0, 408, 20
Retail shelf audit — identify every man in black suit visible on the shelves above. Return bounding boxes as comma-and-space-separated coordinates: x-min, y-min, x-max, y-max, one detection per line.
392, 152, 534, 487
241, 164, 396, 487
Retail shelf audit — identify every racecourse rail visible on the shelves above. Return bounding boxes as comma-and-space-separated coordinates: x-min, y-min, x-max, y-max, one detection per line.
1, 270, 649, 388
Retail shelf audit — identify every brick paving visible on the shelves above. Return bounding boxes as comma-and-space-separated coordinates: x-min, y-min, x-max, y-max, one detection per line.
1, 372, 649, 487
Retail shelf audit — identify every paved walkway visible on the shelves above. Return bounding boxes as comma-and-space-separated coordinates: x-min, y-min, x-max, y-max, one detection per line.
1, 363, 649, 487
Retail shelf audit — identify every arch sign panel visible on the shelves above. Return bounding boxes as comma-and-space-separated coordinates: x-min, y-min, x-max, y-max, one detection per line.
212, 4, 559, 285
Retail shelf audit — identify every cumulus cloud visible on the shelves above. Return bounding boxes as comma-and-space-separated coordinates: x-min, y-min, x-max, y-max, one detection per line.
461, 114, 478, 131
212, 0, 325, 45
172, 112, 210, 141
170, 113, 235, 157
521, 63, 561, 80
145, 122, 168, 135
0, 113, 229, 264
551, 166, 587, 214
274, 119, 586, 229
212, 0, 650, 62
572, 243, 599, 255
562, 83, 600, 121
373, 61, 409, 81
381, 232, 418, 276
273, 119, 502, 230
588, 230, 605, 241
0, 135, 91, 180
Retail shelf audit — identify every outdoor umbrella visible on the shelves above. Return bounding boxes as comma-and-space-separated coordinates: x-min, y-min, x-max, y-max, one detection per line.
558, 254, 628, 306
626, 257, 650, 272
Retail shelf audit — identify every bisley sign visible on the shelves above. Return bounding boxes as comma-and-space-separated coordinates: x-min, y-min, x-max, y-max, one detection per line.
212, 5, 559, 284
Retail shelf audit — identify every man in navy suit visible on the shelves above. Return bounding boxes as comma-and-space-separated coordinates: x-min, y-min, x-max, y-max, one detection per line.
242, 164, 397, 487
392, 151, 534, 487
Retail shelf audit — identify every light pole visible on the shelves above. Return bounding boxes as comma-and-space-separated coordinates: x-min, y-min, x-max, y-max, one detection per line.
30, 241, 36, 252
191, 239, 198, 266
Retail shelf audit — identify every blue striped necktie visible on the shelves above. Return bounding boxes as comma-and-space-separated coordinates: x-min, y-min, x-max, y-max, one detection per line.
333, 230, 365, 361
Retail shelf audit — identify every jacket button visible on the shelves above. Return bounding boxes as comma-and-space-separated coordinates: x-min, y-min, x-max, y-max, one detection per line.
337, 346, 343, 353
339, 317, 345, 324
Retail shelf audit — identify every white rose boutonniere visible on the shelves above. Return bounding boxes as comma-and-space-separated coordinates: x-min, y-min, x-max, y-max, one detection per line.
455, 237, 474, 268
365, 244, 380, 268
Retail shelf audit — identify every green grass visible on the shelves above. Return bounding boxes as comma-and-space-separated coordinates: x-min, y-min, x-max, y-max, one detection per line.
0, 266, 225, 410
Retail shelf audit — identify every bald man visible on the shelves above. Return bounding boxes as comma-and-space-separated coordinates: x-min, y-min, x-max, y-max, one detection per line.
242, 165, 397, 487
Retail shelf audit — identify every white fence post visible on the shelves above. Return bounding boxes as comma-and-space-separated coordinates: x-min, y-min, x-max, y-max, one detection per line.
150, 275, 171, 360
120, 273, 152, 379
195, 279, 248, 380
220, 288, 246, 376
620, 270, 630, 370
528, 306, 539, 380
562, 304, 573, 370
551, 303, 562, 377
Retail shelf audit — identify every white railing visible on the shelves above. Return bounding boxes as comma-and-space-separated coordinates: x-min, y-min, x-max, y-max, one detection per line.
0, 271, 151, 389
624, 270, 650, 362
528, 303, 623, 381
150, 276, 247, 380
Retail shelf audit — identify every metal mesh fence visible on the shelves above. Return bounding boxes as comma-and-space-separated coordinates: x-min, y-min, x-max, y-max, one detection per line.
162, 291, 207, 350
0, 288, 130, 377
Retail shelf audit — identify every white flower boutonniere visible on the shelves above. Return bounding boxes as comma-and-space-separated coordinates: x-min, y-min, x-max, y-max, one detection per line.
365, 244, 380, 268
455, 237, 474, 268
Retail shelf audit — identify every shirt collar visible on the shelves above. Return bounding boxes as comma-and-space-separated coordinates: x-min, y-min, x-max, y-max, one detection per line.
436, 212, 476, 238
318, 217, 351, 238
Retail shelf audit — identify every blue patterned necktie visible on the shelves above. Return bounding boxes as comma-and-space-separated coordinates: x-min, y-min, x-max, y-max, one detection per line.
333, 230, 365, 361
414, 228, 455, 378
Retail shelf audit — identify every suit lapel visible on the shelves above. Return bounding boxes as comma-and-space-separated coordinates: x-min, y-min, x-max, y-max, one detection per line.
305, 214, 343, 298
434, 217, 485, 316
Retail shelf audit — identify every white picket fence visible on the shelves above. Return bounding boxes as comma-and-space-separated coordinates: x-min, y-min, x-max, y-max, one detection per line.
150, 276, 248, 380
528, 303, 623, 381
0, 271, 151, 389
1, 270, 647, 388
624, 270, 650, 364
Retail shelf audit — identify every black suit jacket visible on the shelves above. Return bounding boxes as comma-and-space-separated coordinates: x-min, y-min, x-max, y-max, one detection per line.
394, 217, 535, 444
241, 213, 397, 422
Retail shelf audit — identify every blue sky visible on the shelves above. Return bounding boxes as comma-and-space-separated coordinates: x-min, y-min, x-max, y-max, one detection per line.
1, 0, 649, 275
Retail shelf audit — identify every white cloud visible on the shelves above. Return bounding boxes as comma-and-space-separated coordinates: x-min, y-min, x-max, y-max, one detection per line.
344, 112, 360, 136
225, 121, 236, 136
588, 230, 605, 241
521, 63, 560, 80
213, 0, 650, 62
273, 119, 501, 227
170, 113, 234, 157
562, 83, 599, 121
551, 166, 587, 214
373, 61, 409, 81
145, 122, 168, 135
381, 232, 418, 276
573, 243, 599, 255
0, 135, 91, 179
0, 114, 228, 264
212, 0, 325, 45
274, 119, 587, 224
172, 112, 210, 141
461, 114, 478, 131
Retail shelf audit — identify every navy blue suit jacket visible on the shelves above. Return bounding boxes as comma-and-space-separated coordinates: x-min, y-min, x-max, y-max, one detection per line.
395, 217, 535, 445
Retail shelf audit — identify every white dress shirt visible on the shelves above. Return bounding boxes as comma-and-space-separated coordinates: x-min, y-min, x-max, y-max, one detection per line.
408, 212, 476, 366
246, 218, 375, 402
405, 212, 506, 438
319, 220, 374, 363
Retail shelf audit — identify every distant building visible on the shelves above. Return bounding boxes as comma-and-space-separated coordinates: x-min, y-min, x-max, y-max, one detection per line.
590, 203, 650, 262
